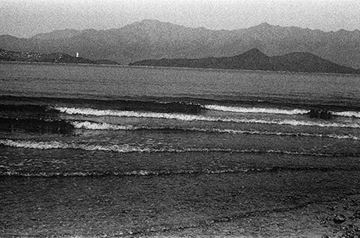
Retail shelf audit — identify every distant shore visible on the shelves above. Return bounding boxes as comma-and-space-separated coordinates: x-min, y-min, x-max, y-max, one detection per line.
0, 48, 119, 66
2, 60, 359, 77
130, 48, 360, 75
0, 60, 123, 67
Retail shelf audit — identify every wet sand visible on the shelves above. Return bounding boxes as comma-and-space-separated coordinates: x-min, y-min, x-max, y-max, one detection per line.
1, 170, 360, 237
154, 194, 360, 238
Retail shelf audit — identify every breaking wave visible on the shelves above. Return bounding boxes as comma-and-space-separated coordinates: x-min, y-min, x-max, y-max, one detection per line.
57, 107, 360, 128
205, 105, 309, 115
0, 139, 147, 152
0, 96, 203, 114
73, 121, 135, 130
332, 111, 360, 118
0, 139, 358, 157
72, 121, 360, 141
205, 105, 360, 118
2, 95, 359, 118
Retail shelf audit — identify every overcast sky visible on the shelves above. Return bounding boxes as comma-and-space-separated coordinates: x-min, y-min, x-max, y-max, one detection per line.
1, 0, 360, 37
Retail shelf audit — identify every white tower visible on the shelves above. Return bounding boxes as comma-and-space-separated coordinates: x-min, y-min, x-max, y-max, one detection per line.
76, 52, 79, 58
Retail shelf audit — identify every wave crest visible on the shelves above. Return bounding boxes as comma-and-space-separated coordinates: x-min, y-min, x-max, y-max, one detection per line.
205, 105, 308, 115
333, 111, 360, 118
73, 121, 135, 130
1, 139, 358, 157
0, 139, 147, 152
57, 107, 360, 128
72, 121, 360, 141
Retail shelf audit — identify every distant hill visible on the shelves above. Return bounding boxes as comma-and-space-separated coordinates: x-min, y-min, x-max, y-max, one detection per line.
0, 48, 118, 65
1, 19, 360, 68
130, 48, 360, 74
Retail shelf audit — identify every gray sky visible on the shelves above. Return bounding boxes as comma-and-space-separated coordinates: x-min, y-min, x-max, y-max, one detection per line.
1, 0, 360, 37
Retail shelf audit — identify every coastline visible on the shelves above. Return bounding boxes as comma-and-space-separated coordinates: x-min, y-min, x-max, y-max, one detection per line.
127, 64, 360, 77
0, 60, 124, 68
1, 60, 359, 77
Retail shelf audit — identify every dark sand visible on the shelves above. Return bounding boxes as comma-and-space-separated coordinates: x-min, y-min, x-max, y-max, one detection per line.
1, 169, 360, 237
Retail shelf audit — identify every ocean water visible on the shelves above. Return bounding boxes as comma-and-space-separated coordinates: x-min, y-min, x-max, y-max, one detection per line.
1, 63, 360, 237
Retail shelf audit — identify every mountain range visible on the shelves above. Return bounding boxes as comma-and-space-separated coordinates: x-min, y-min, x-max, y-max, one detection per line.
130, 48, 359, 74
1, 19, 360, 68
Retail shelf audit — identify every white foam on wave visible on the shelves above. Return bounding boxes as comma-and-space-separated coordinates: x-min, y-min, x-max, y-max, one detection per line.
57, 107, 360, 129
72, 121, 360, 140
206, 105, 360, 119
0, 168, 294, 177
269, 119, 360, 128
1, 139, 68, 150
72, 121, 135, 130
205, 105, 309, 115
0, 139, 352, 157
332, 111, 360, 118
57, 106, 214, 121
212, 128, 360, 140
0, 139, 148, 153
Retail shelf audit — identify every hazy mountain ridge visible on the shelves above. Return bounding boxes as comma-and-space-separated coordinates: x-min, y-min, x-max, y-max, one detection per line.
32, 29, 82, 40
130, 48, 360, 74
1, 19, 360, 67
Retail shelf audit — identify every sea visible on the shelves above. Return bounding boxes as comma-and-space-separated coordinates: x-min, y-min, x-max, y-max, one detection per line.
1, 62, 360, 237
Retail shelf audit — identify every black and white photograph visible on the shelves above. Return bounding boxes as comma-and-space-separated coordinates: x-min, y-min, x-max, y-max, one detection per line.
1, 0, 360, 237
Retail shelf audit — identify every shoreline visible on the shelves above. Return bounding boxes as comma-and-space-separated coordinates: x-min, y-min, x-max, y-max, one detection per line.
1, 60, 359, 77
1, 169, 360, 237
152, 193, 360, 238
128, 64, 360, 77
1, 184, 360, 237
0, 60, 124, 68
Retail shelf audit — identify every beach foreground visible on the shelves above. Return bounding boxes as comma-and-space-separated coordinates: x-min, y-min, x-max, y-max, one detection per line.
1, 163, 360, 237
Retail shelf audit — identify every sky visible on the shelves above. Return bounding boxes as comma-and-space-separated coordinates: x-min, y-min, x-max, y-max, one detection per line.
1, 0, 360, 37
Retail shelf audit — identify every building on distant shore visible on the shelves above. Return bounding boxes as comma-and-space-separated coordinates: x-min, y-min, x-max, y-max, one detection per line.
76, 52, 79, 58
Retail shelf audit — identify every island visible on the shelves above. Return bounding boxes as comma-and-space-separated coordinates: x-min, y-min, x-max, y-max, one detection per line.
130, 48, 360, 74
